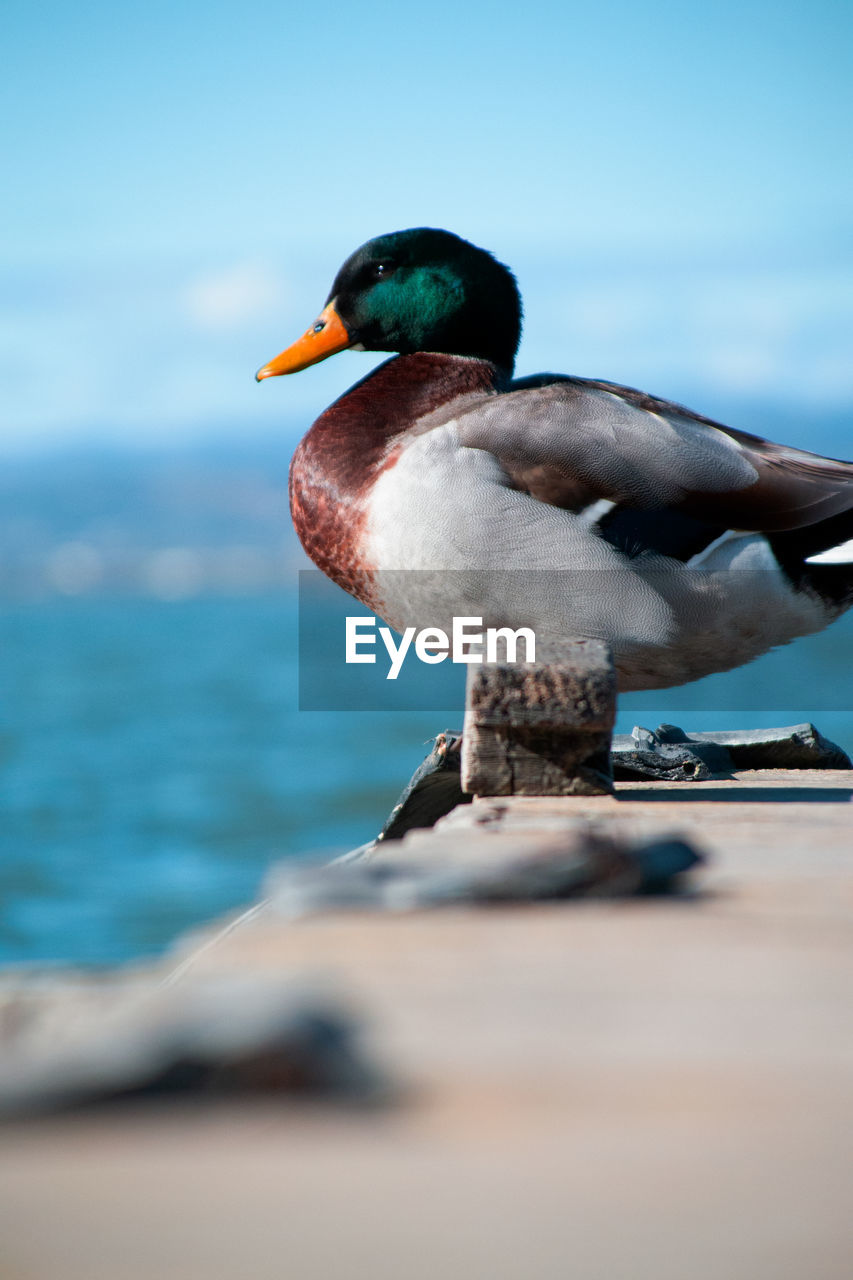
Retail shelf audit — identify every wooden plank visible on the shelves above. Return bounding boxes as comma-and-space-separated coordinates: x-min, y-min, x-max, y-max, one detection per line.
0, 772, 850, 1280
461, 640, 616, 796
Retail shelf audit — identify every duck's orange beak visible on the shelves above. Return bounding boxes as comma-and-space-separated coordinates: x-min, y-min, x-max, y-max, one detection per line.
255, 302, 353, 381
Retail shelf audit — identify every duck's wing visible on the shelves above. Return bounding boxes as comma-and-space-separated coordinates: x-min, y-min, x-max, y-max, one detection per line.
457, 376, 853, 533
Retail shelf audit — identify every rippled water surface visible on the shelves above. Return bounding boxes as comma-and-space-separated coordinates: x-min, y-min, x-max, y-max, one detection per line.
1, 592, 851, 966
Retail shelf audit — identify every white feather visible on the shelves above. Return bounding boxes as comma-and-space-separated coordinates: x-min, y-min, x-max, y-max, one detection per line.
806, 539, 853, 565
578, 498, 616, 525
363, 424, 829, 690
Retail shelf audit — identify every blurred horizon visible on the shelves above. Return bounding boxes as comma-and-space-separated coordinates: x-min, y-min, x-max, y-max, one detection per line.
1, 397, 850, 605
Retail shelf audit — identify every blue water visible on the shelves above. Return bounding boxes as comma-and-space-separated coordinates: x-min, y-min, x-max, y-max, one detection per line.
1, 591, 851, 968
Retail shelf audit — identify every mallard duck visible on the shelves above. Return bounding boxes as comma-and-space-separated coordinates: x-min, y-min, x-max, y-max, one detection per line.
257, 228, 853, 690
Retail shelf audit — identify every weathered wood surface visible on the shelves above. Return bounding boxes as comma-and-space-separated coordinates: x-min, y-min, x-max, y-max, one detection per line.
461, 641, 617, 796
0, 771, 851, 1280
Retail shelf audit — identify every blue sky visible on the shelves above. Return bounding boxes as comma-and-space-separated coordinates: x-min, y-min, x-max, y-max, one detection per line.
3, 0, 852, 450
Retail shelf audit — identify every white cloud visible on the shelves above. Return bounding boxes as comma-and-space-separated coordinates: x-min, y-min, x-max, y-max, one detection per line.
184, 263, 284, 331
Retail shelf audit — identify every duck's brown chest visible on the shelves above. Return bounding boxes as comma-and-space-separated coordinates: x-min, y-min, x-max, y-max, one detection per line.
287, 354, 500, 603
288, 431, 393, 606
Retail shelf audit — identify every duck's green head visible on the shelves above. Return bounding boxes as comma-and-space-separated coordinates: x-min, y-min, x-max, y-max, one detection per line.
256, 228, 522, 381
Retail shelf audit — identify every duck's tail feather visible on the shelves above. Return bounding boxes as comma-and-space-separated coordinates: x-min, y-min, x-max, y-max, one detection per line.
805, 538, 853, 565
769, 509, 853, 612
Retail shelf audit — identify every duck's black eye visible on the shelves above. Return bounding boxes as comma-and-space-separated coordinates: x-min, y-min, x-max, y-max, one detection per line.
370, 262, 394, 281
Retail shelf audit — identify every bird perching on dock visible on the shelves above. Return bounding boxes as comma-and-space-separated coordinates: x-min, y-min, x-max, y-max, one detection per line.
257, 227, 853, 693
